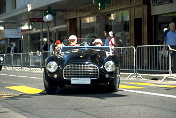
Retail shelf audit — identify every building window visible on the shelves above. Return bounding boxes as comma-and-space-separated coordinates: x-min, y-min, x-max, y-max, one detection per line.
81, 16, 96, 38
108, 10, 130, 46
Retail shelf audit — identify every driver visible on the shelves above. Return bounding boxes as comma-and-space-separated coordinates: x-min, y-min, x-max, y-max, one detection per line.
68, 35, 79, 46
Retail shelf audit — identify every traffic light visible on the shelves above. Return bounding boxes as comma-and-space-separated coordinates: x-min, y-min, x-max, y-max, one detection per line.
93, 0, 111, 10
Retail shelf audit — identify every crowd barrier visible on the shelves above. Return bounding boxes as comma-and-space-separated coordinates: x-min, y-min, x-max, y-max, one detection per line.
136, 45, 176, 81
0, 45, 175, 81
0, 51, 50, 69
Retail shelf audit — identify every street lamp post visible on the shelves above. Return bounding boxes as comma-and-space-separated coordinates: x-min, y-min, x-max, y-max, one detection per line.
43, 14, 53, 55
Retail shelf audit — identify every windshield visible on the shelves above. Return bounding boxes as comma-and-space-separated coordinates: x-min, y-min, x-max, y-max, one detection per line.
61, 38, 110, 52
61, 46, 110, 52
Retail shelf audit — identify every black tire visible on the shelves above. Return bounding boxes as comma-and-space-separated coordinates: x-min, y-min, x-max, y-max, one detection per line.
43, 70, 57, 95
0, 65, 2, 71
108, 76, 120, 92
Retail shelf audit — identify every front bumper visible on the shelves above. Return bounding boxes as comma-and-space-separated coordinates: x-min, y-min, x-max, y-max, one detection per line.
46, 67, 118, 85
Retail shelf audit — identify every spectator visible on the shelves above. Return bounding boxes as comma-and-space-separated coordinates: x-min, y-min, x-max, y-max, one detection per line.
163, 22, 176, 73
104, 31, 109, 46
109, 31, 116, 47
49, 40, 54, 55
10, 42, 17, 53
6, 44, 12, 53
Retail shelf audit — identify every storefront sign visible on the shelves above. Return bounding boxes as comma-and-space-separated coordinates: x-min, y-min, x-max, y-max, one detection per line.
29, 18, 44, 22
5, 29, 21, 38
151, 0, 172, 6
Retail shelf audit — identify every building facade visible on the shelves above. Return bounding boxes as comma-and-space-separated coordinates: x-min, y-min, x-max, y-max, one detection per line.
0, 0, 153, 53
65, 0, 151, 47
151, 0, 176, 44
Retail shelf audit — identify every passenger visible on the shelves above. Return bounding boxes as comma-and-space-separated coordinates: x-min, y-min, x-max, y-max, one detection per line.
55, 40, 62, 55
68, 35, 79, 46
92, 39, 104, 46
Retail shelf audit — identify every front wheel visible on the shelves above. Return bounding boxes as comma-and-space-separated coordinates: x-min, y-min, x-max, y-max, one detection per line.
108, 76, 120, 92
43, 70, 57, 95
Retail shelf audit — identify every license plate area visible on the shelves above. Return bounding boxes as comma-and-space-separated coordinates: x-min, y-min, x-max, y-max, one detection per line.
71, 78, 91, 84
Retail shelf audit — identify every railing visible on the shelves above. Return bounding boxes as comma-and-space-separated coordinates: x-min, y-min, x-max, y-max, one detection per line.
0, 51, 50, 69
0, 45, 176, 81
135, 45, 176, 81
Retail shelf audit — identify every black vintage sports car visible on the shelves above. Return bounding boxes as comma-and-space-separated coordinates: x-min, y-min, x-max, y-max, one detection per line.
0, 56, 3, 71
43, 41, 120, 94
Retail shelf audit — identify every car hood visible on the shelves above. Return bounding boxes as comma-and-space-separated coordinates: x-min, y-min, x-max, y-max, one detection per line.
61, 48, 107, 65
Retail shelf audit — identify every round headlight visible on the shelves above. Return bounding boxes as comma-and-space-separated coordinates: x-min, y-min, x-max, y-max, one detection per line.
0, 57, 3, 62
46, 61, 58, 72
104, 61, 115, 72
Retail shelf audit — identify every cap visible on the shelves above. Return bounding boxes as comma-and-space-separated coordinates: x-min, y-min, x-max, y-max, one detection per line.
68, 35, 77, 41
56, 40, 61, 44
93, 39, 103, 44
109, 31, 113, 37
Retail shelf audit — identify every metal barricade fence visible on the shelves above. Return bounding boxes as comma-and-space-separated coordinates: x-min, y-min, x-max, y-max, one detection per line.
29, 52, 42, 68
136, 45, 176, 81
114, 46, 136, 79
13, 53, 22, 67
114, 46, 135, 70
136, 45, 169, 72
4, 53, 12, 66
21, 53, 30, 67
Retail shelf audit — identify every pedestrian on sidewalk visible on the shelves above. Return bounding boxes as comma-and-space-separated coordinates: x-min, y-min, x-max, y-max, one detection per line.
163, 22, 176, 73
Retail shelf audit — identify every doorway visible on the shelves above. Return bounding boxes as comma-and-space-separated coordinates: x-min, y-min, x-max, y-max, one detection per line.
134, 18, 142, 47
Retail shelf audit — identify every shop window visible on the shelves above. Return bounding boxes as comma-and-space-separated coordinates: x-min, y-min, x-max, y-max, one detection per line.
81, 16, 96, 38
108, 10, 130, 46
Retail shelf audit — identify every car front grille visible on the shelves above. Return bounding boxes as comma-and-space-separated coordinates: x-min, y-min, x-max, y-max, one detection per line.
63, 64, 99, 79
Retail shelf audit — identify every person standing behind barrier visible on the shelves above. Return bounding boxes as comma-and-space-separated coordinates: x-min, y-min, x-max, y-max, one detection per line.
6, 44, 12, 53
163, 22, 176, 73
104, 31, 109, 46
109, 31, 117, 47
49, 40, 54, 55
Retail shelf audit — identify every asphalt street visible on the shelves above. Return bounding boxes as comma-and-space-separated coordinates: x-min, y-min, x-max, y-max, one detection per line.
0, 69, 176, 118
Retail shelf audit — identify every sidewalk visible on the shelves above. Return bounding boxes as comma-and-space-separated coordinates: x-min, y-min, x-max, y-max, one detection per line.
120, 72, 176, 84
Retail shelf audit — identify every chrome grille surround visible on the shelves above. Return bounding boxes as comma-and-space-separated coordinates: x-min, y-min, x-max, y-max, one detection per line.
63, 64, 99, 79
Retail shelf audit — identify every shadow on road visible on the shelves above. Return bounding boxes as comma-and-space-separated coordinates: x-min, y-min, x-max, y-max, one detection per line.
39, 85, 127, 99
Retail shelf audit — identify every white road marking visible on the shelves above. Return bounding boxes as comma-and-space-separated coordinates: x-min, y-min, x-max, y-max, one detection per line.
18, 76, 28, 78
1, 74, 7, 75
29, 77, 37, 79
120, 89, 176, 99
9, 75, 17, 77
